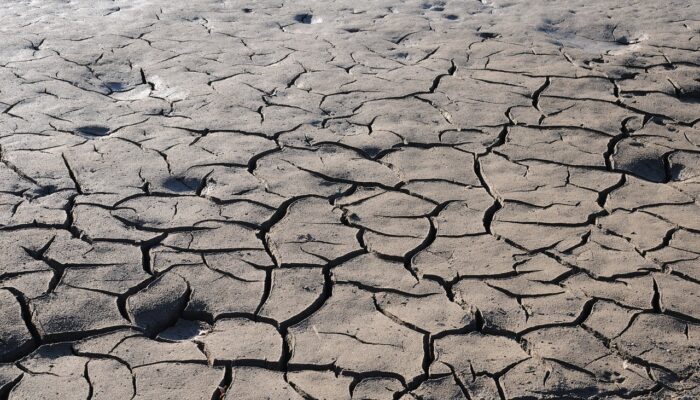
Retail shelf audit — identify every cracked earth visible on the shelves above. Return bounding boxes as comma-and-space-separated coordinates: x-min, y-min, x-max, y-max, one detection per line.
0, 0, 699, 399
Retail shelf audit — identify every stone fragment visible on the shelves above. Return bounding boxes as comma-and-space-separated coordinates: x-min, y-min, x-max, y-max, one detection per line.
413, 235, 521, 280
227, 367, 303, 399
267, 197, 361, 266
434, 333, 529, 378
258, 267, 324, 323
174, 264, 264, 321
31, 286, 126, 340
352, 377, 404, 400
11, 344, 89, 400
199, 318, 281, 364
287, 370, 353, 400
87, 358, 135, 400
133, 363, 224, 400
288, 286, 424, 380
383, 147, 481, 186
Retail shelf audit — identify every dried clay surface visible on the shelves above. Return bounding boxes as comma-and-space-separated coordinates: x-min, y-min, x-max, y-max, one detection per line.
0, 0, 699, 399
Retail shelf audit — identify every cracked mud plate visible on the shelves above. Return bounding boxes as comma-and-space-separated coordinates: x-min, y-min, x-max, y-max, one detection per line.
0, 0, 699, 399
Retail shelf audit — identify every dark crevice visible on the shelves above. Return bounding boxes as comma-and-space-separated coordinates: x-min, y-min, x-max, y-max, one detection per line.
254, 267, 273, 315
531, 77, 550, 111
473, 156, 502, 234
651, 278, 663, 313
84, 361, 94, 400
211, 364, 232, 400
2, 287, 41, 361
0, 371, 22, 399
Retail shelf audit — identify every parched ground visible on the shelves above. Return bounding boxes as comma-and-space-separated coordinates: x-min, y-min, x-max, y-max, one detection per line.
0, 0, 699, 399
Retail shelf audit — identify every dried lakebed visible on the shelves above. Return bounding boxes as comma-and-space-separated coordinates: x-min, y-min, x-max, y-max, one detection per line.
0, 0, 699, 399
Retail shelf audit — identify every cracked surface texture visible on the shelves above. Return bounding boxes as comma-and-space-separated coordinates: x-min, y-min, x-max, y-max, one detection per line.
1, 0, 699, 399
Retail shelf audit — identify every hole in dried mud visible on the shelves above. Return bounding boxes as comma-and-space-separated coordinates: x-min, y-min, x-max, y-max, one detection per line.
678, 91, 700, 104
670, 164, 686, 181
294, 14, 321, 24
105, 82, 128, 92
157, 319, 210, 341
162, 176, 201, 192
76, 125, 110, 138
31, 185, 58, 197
478, 32, 500, 39
361, 146, 382, 157
617, 156, 667, 183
